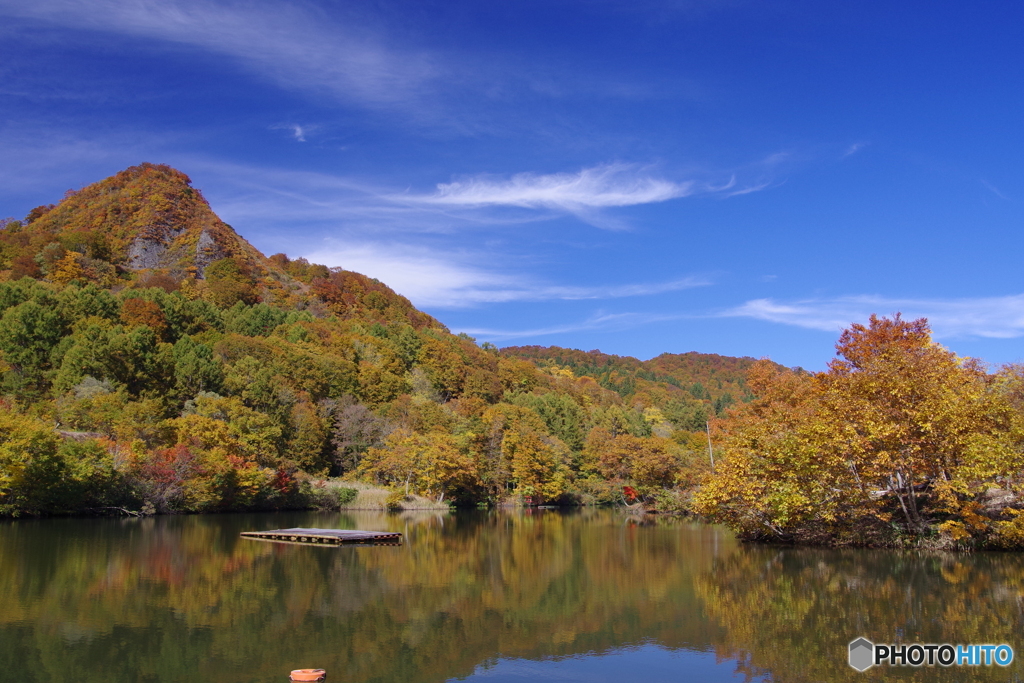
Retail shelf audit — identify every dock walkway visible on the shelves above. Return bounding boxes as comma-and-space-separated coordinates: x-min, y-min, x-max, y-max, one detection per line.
240, 528, 402, 546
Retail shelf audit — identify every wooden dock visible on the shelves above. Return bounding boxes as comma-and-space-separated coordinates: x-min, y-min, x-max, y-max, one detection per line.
240, 528, 402, 546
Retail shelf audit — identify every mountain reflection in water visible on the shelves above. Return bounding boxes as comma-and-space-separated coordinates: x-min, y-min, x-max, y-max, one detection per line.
0, 509, 1021, 683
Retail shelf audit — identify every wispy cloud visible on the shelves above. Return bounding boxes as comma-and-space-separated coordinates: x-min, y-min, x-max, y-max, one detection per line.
0, 0, 438, 112
721, 178, 773, 197
175, 158, 772, 234
724, 294, 1024, 339
412, 164, 693, 208
0, 0, 717, 137
268, 124, 314, 142
394, 163, 767, 228
981, 179, 1011, 201
304, 240, 708, 308
843, 142, 867, 157
458, 311, 681, 342
460, 291, 1024, 343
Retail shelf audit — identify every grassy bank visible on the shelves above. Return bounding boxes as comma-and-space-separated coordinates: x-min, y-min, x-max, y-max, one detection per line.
319, 480, 452, 511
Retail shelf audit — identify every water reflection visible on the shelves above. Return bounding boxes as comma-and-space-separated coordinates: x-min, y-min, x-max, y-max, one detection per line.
0, 510, 1021, 682
458, 645, 764, 683
698, 544, 1024, 682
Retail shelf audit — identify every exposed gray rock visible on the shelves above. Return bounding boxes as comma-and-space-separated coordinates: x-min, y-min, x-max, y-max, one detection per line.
126, 224, 186, 270
126, 237, 168, 270
194, 229, 226, 278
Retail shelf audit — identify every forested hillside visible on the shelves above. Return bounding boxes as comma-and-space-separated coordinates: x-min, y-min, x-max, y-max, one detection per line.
501, 346, 769, 428
0, 163, 719, 516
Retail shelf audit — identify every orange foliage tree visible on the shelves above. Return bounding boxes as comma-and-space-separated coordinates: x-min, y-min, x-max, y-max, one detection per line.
694, 314, 1022, 545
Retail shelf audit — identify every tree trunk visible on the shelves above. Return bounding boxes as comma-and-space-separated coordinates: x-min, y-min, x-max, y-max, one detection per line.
903, 467, 923, 531
891, 473, 915, 530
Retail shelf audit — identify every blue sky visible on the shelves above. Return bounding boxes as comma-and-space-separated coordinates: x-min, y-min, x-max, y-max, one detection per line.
1, 0, 1023, 369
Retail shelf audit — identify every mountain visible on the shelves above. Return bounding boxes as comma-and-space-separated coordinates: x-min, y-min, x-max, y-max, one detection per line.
1, 162, 438, 330
14, 163, 265, 278
0, 163, 766, 517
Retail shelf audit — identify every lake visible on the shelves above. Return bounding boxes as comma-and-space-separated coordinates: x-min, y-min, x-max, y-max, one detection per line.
1, 508, 1022, 682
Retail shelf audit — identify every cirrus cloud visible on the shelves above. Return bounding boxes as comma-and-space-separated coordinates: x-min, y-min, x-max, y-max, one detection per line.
412, 163, 694, 209
0, 0, 438, 111
304, 240, 708, 309
393, 163, 766, 229
724, 294, 1024, 339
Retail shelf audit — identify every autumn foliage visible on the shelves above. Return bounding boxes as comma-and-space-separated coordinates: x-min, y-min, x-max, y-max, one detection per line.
7, 164, 1022, 547
0, 164, 716, 516
693, 314, 1024, 547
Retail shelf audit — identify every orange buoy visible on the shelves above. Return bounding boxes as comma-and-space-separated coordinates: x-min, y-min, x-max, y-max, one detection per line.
289, 669, 326, 682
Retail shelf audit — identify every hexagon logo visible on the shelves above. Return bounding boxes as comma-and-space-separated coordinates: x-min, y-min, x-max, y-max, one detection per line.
849, 637, 874, 671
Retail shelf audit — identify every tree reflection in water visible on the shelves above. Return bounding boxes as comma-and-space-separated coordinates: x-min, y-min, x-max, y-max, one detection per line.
0, 510, 1021, 682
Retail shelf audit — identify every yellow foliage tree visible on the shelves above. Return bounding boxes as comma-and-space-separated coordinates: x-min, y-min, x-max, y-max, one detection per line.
50, 251, 85, 285
502, 426, 569, 502
358, 429, 478, 502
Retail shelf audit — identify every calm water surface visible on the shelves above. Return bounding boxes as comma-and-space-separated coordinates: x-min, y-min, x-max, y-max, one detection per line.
1, 509, 1022, 683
